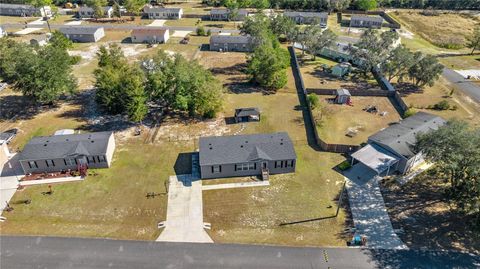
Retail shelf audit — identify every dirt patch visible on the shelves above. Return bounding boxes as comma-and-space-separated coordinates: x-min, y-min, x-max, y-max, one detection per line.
381, 175, 480, 255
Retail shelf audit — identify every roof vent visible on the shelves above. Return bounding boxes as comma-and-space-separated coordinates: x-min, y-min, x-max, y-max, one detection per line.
44, 144, 47, 146
91, 140, 94, 143
280, 142, 283, 145
209, 147, 212, 150
240, 145, 244, 148
66, 139, 69, 141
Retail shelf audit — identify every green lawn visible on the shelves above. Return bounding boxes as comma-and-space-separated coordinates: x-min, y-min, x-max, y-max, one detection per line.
439, 54, 480, 70
164, 18, 239, 29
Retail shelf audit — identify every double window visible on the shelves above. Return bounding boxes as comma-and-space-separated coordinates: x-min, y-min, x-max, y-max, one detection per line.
65, 158, 77, 166
28, 161, 38, 169
235, 163, 255, 171
212, 165, 221, 173
87, 156, 96, 164
45, 160, 55, 167
274, 160, 295, 168
97, 155, 106, 163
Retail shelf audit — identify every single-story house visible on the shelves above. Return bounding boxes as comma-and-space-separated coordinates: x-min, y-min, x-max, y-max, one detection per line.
350, 15, 383, 29
199, 132, 296, 179
335, 89, 351, 104
209, 35, 253, 52
351, 112, 446, 175
284, 11, 328, 26
131, 28, 169, 43
19, 131, 116, 174
0, 4, 52, 17
332, 62, 351, 77
59, 26, 105, 42
210, 8, 248, 21
143, 6, 183, 19
0, 26, 6, 38
234, 107, 260, 123
78, 6, 113, 18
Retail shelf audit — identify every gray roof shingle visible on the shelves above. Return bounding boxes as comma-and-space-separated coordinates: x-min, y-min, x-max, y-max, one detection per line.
20, 131, 113, 161
351, 15, 384, 23
199, 132, 296, 166
284, 11, 328, 18
235, 107, 260, 117
368, 112, 446, 158
210, 34, 252, 44
59, 26, 103, 35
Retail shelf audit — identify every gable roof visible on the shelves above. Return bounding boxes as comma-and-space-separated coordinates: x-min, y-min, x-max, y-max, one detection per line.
0, 4, 37, 9
59, 26, 103, 35
79, 6, 113, 12
351, 15, 384, 23
199, 132, 296, 166
284, 11, 328, 18
20, 131, 113, 161
131, 28, 168, 36
210, 34, 252, 44
336, 89, 351, 96
235, 107, 260, 117
210, 8, 248, 15
145, 6, 182, 13
368, 112, 446, 158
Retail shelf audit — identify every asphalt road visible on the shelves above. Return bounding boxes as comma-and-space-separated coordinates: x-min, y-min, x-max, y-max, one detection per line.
0, 23, 241, 33
442, 68, 480, 103
1, 236, 479, 269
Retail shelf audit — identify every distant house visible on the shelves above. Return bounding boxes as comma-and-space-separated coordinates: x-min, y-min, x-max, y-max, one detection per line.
210, 8, 248, 21
209, 35, 253, 52
131, 28, 169, 43
234, 107, 260, 123
59, 26, 105, 42
199, 132, 296, 179
0, 4, 52, 17
19, 131, 116, 174
144, 6, 183, 19
284, 11, 328, 26
332, 62, 352, 77
78, 6, 113, 18
335, 89, 351, 104
351, 112, 446, 175
30, 33, 51, 47
0, 26, 6, 38
350, 15, 383, 29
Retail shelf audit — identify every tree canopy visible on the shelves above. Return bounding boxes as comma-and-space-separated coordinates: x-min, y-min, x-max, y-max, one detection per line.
355, 0, 377, 10
124, 0, 148, 15
415, 120, 480, 228
407, 54, 443, 88
466, 25, 480, 55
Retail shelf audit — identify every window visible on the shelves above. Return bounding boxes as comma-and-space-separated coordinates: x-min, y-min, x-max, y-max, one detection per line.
97, 155, 106, 163
275, 160, 283, 168
65, 158, 76, 166
212, 165, 221, 173
285, 160, 294, 168
28, 161, 38, 169
236, 163, 255, 171
46, 160, 55, 167
87, 156, 96, 164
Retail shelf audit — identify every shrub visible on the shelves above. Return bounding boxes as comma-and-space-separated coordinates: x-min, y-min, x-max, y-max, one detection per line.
196, 26, 206, 36
70, 55, 82, 65
206, 29, 211, 36
338, 161, 352, 171
307, 93, 319, 109
451, 105, 458, 110
433, 100, 450, 110
404, 108, 417, 118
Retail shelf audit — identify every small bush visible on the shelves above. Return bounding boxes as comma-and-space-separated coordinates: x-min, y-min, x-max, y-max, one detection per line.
196, 26, 206, 36
70, 55, 82, 65
307, 93, 319, 109
451, 105, 458, 110
404, 108, 417, 118
338, 161, 352, 171
433, 100, 450, 110
206, 29, 211, 36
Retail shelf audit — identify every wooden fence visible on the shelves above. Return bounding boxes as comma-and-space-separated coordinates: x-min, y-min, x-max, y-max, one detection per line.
289, 46, 360, 154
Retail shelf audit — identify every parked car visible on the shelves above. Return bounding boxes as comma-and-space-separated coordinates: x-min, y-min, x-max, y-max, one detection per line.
0, 128, 18, 145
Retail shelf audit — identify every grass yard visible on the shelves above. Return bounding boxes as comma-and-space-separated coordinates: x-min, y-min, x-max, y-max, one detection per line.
0, 15, 38, 24
198, 49, 350, 246
400, 77, 480, 127
390, 11, 478, 51
381, 175, 480, 255
164, 2, 211, 15
439, 54, 480, 70
315, 96, 402, 145
164, 18, 239, 29
0, 138, 193, 240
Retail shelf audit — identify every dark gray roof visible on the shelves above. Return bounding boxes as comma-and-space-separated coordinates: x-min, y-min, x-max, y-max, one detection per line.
79, 6, 113, 12
351, 15, 384, 23
199, 132, 296, 166
235, 107, 260, 117
210, 34, 252, 44
368, 112, 446, 158
284, 11, 328, 18
59, 26, 103, 35
20, 131, 113, 161
0, 4, 37, 9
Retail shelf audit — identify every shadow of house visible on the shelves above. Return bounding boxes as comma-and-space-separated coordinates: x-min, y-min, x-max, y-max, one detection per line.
174, 152, 193, 175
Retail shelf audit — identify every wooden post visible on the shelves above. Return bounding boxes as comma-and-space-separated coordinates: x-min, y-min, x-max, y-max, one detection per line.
335, 180, 347, 217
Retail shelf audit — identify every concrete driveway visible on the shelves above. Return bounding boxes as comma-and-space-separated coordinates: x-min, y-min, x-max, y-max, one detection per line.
156, 174, 213, 243
344, 164, 407, 250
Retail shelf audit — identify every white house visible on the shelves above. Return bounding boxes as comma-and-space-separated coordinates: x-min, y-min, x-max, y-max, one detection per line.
143, 6, 183, 19
78, 6, 114, 18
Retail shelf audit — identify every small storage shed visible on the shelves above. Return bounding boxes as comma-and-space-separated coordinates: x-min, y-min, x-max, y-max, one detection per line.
332, 62, 351, 77
335, 89, 351, 104
234, 107, 260, 123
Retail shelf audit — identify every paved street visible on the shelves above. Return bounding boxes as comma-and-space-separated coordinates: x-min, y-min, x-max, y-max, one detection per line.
344, 164, 407, 250
1, 236, 479, 269
442, 68, 480, 103
156, 174, 213, 243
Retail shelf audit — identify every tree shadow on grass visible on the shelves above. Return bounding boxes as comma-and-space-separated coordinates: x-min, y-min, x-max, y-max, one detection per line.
0, 94, 45, 121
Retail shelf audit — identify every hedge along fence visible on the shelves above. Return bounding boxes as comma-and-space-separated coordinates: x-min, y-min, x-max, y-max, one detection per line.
289, 46, 360, 154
